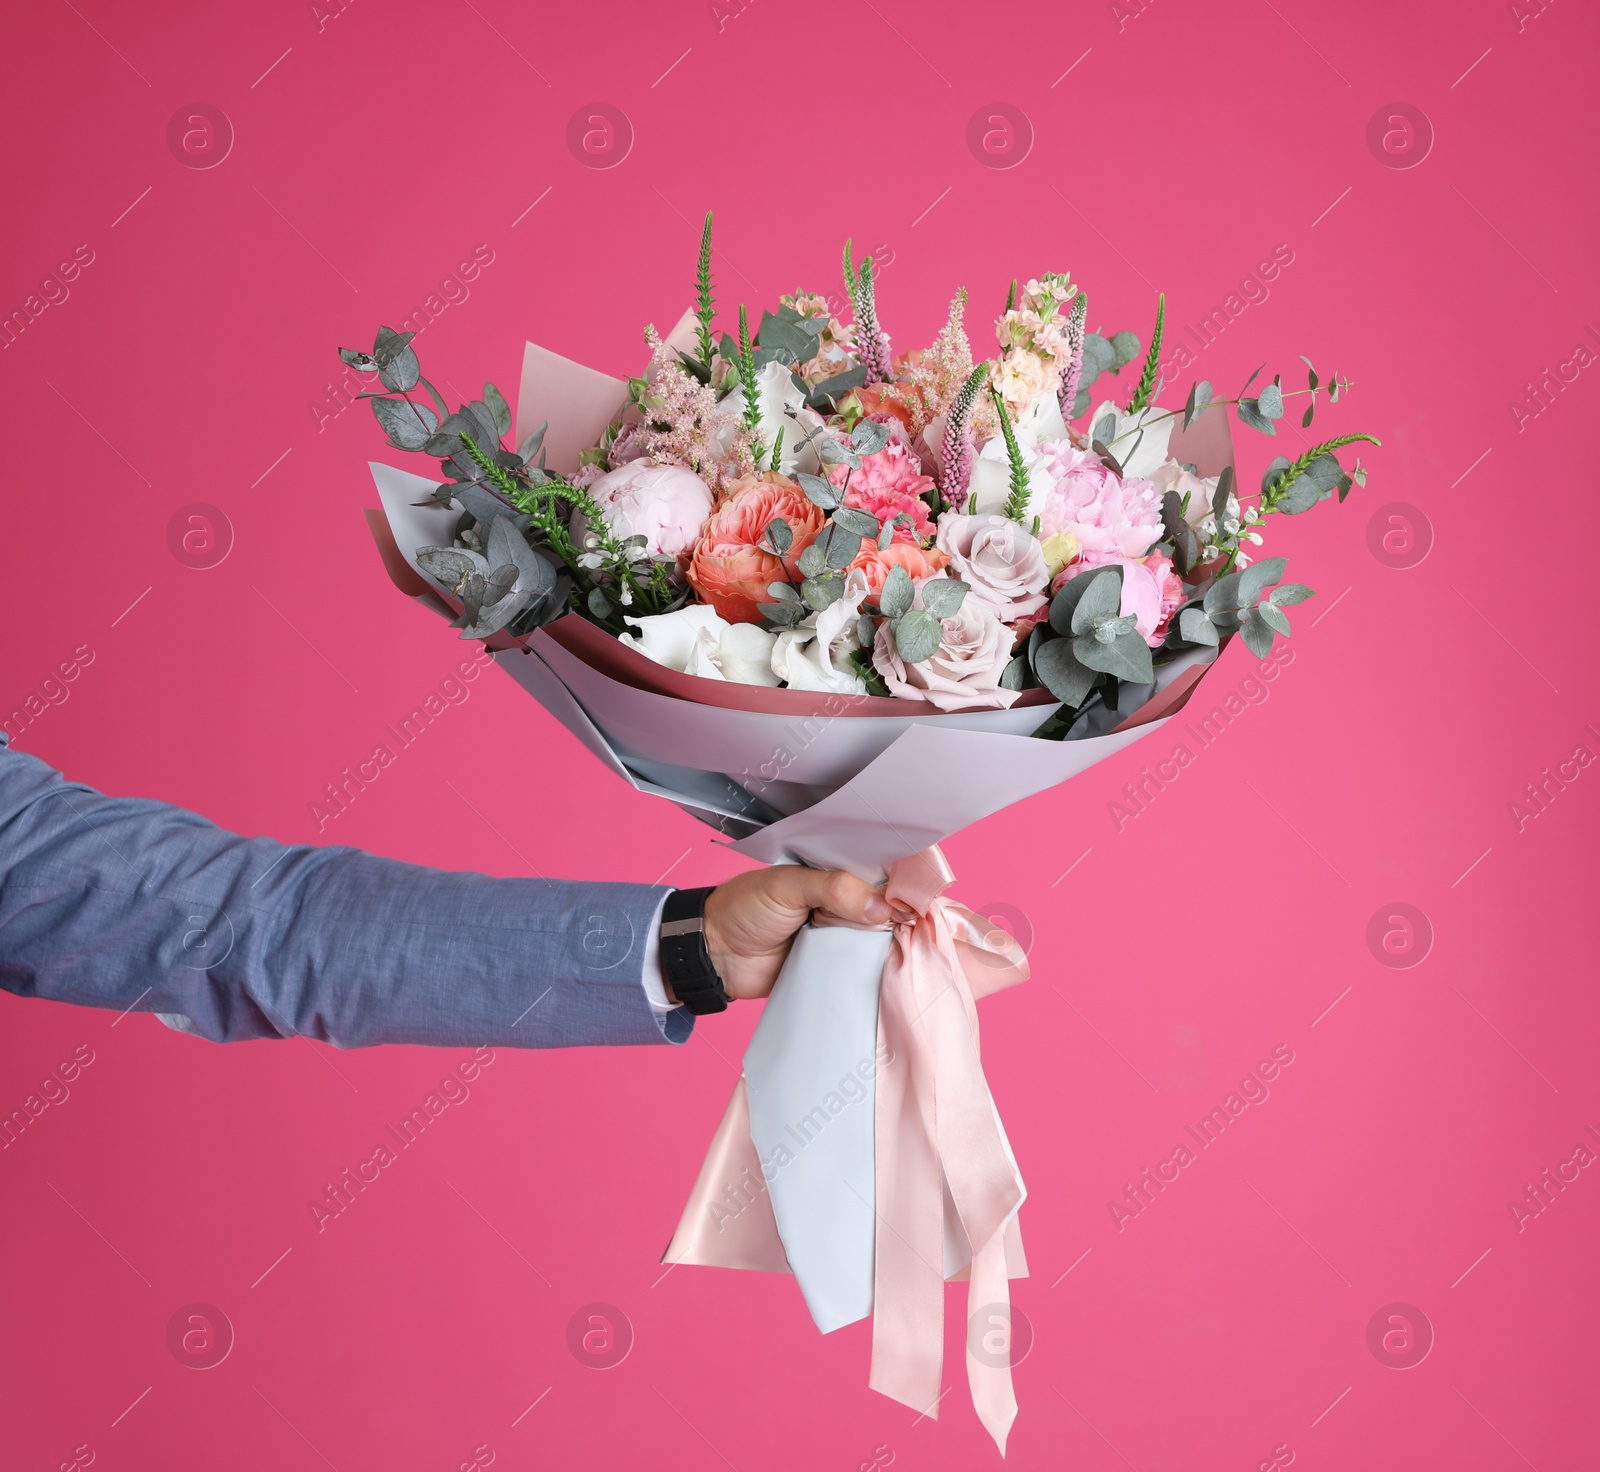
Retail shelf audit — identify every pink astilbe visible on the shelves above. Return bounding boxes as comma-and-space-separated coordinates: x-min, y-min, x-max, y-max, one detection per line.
635, 325, 754, 491
883, 288, 977, 437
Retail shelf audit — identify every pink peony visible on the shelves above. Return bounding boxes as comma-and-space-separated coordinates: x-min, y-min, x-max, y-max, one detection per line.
828, 439, 936, 543
1051, 551, 1185, 649
586, 458, 714, 560
1033, 440, 1164, 560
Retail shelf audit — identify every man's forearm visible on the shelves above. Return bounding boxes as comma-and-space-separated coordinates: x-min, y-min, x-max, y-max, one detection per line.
0, 740, 692, 1048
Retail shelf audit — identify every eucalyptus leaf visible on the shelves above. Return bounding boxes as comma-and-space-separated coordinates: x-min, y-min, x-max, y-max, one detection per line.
894, 608, 942, 664
796, 472, 842, 509
373, 326, 415, 367
1262, 456, 1291, 494
377, 345, 420, 392
1179, 606, 1220, 645
879, 564, 914, 619
1257, 383, 1284, 420
802, 576, 843, 610
372, 395, 438, 450
1212, 466, 1236, 526
920, 578, 968, 618
999, 654, 1028, 691
1183, 380, 1213, 427
587, 587, 613, 619
850, 419, 890, 456
1074, 627, 1154, 684
832, 506, 880, 537
1269, 582, 1314, 606
1031, 635, 1099, 706
417, 545, 488, 588
803, 365, 868, 410
1235, 397, 1277, 435
1238, 555, 1287, 608
1239, 606, 1276, 658
1109, 330, 1140, 366
766, 582, 802, 604
765, 517, 793, 555
1069, 566, 1122, 636
1204, 569, 1243, 619
797, 543, 826, 578
823, 526, 862, 569
1258, 601, 1292, 636
483, 382, 512, 435
758, 601, 804, 626
1093, 412, 1116, 446
1047, 570, 1097, 636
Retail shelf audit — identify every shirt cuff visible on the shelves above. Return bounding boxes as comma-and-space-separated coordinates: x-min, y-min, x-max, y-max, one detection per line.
639, 890, 681, 1016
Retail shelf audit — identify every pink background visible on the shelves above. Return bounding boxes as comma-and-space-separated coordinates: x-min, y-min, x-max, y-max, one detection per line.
2, 0, 1596, 1467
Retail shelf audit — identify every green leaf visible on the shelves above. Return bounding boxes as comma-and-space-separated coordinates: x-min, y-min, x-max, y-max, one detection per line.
587, 586, 613, 619
1257, 383, 1285, 420
377, 345, 420, 392
1047, 570, 1096, 636
1238, 555, 1287, 607
1183, 380, 1213, 427
1262, 456, 1291, 494
1074, 627, 1154, 684
1031, 636, 1098, 705
1258, 601, 1292, 636
1235, 398, 1278, 435
823, 526, 862, 569
894, 608, 942, 663
483, 382, 512, 435
1239, 607, 1276, 658
1070, 567, 1122, 635
1179, 606, 1219, 645
766, 581, 802, 604
1238, 362, 1265, 395
816, 437, 860, 471
796, 472, 842, 509
1204, 570, 1243, 619
920, 578, 969, 618
877, 521, 894, 550
756, 309, 821, 364
999, 654, 1028, 691
758, 601, 804, 626
1212, 466, 1236, 525
802, 577, 843, 610
372, 395, 438, 450
797, 543, 826, 578
1302, 402, 1315, 429
802, 365, 868, 410
765, 517, 793, 555
1092, 412, 1117, 445
1270, 582, 1314, 606
832, 506, 880, 537
1109, 330, 1140, 367
850, 419, 890, 456
879, 564, 914, 619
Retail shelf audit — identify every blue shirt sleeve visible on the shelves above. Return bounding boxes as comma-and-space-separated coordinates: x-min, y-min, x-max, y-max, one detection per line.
0, 735, 692, 1049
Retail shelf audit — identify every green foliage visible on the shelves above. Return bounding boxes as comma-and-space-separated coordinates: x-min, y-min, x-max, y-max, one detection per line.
1125, 292, 1165, 413
991, 385, 1032, 523
695, 211, 716, 370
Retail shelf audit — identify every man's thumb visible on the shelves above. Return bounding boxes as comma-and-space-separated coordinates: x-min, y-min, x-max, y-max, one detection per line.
803, 868, 891, 924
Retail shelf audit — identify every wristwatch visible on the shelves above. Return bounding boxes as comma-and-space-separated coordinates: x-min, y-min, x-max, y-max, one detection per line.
659, 887, 730, 1014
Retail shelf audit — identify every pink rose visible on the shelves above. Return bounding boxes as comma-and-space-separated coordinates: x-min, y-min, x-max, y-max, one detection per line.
828, 439, 936, 543
1033, 440, 1164, 560
587, 458, 714, 560
845, 539, 950, 600
934, 513, 1048, 622
1051, 552, 1184, 648
871, 576, 1021, 712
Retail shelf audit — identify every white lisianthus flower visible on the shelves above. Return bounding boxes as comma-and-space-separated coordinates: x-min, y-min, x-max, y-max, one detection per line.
619, 605, 780, 686
964, 433, 1055, 521
715, 359, 827, 475
1083, 400, 1174, 480
770, 578, 870, 694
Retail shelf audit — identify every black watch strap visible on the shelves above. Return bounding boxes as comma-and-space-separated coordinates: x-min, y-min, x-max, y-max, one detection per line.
659, 887, 729, 1015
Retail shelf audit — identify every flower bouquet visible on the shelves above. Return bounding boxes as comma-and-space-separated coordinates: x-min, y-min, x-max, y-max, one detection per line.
349, 215, 1375, 1452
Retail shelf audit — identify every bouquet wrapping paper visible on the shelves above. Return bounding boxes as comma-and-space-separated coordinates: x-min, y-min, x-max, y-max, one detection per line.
364, 330, 1233, 1453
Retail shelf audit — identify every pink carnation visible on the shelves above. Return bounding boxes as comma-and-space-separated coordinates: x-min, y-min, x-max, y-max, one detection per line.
1033, 440, 1164, 560
828, 439, 936, 544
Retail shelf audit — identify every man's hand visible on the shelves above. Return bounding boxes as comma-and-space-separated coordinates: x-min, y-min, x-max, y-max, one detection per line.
687, 867, 894, 1002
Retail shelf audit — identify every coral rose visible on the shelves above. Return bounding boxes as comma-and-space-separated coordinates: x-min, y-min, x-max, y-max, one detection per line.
687, 473, 825, 624
845, 539, 950, 601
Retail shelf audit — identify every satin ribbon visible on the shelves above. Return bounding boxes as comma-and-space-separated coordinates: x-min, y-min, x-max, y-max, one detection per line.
820, 844, 1029, 1454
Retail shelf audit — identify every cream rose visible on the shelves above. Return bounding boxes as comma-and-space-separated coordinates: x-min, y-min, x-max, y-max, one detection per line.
934, 513, 1048, 622
715, 359, 827, 476
870, 576, 1021, 712
619, 605, 779, 685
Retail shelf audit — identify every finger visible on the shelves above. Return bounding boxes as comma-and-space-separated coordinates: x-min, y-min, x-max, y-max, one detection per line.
788, 867, 891, 925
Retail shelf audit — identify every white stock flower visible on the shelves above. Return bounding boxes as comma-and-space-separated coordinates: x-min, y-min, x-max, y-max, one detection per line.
619, 605, 780, 686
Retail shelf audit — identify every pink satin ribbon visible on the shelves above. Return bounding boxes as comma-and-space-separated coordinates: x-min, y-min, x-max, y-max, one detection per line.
821, 844, 1030, 1454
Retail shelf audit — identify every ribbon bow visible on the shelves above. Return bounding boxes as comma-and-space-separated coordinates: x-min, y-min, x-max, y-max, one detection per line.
858, 845, 1030, 1453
